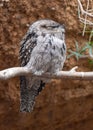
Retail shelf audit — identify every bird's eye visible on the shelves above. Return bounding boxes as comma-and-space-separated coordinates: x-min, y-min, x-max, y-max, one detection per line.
51, 25, 60, 28
41, 25, 52, 30
41, 25, 47, 28
41, 24, 60, 30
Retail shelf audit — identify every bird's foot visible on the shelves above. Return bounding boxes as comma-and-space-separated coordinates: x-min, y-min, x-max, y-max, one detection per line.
34, 70, 44, 76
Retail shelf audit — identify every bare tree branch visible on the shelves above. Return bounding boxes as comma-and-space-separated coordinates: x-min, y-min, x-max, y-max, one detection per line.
0, 66, 93, 80
0, 67, 29, 80
77, 0, 93, 17
77, 0, 93, 37
82, 0, 89, 36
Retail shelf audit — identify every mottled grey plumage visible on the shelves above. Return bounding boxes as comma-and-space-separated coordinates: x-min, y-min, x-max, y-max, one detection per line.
19, 19, 66, 112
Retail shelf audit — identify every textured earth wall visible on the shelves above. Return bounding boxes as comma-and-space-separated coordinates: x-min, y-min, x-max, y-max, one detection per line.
0, 0, 93, 130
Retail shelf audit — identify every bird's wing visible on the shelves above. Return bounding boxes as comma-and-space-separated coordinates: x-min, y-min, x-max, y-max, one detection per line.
19, 30, 45, 112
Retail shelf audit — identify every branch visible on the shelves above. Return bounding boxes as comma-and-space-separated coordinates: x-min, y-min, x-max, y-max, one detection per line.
82, 0, 89, 36
77, 0, 93, 17
0, 66, 93, 80
79, 17, 93, 25
0, 67, 29, 80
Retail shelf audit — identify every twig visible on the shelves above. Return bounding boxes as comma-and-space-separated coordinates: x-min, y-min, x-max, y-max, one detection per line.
0, 66, 93, 80
77, 0, 93, 37
79, 18, 93, 25
89, 28, 93, 42
82, 0, 89, 36
77, 0, 93, 17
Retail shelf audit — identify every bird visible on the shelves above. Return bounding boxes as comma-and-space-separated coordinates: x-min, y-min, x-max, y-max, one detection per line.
19, 19, 66, 112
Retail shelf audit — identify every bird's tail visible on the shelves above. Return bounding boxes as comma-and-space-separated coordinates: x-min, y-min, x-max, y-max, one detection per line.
20, 76, 45, 112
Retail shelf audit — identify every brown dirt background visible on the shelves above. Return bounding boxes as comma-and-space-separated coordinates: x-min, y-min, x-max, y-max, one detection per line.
0, 0, 93, 130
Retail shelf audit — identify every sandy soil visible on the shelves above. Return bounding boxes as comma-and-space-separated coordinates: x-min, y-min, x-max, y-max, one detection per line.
0, 0, 93, 130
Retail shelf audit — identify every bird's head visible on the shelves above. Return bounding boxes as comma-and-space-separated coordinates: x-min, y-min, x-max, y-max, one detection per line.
31, 19, 65, 34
